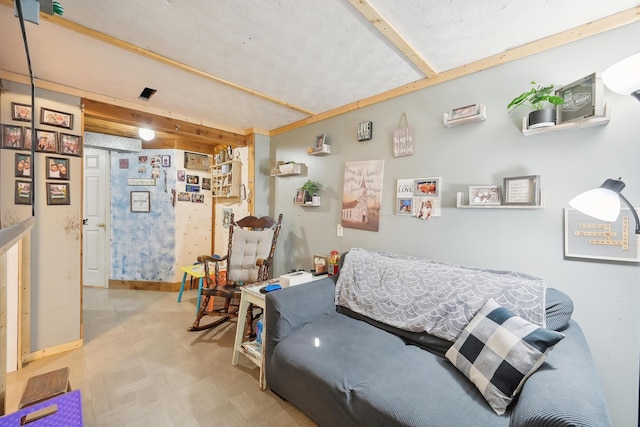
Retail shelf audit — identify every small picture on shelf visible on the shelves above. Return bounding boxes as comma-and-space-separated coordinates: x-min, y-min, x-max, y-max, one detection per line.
294, 189, 307, 204
469, 185, 501, 206
315, 133, 326, 150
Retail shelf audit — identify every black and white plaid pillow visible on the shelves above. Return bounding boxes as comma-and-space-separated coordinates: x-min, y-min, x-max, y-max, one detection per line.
445, 298, 565, 415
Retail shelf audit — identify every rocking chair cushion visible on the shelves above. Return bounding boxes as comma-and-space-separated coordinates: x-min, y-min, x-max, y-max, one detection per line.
228, 228, 275, 283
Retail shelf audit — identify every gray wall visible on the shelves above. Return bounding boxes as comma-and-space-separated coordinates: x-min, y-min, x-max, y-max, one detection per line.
270, 23, 640, 426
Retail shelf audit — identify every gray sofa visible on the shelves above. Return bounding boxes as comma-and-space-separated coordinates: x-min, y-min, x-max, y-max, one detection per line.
265, 253, 611, 426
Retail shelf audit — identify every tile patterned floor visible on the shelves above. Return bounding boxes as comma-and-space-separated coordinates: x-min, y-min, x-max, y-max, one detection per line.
5, 287, 316, 426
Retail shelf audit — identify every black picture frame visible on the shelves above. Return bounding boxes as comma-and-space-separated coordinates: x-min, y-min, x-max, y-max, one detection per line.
15, 153, 32, 178
555, 73, 604, 124
35, 129, 58, 153
59, 133, 82, 157
11, 102, 32, 122
47, 182, 70, 205
15, 180, 32, 205
46, 156, 70, 180
2, 125, 23, 149
40, 107, 73, 129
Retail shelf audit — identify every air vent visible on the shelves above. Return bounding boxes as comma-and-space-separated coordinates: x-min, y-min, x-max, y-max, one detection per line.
138, 87, 157, 101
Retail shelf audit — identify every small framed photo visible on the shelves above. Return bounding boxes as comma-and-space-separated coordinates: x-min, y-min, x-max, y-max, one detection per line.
202, 178, 211, 191
469, 185, 501, 206
59, 133, 81, 156
177, 170, 185, 182
415, 178, 439, 197
184, 152, 209, 171
46, 156, 70, 180
397, 198, 414, 215
15, 153, 32, 178
449, 104, 480, 120
149, 155, 161, 166
119, 159, 129, 169
2, 125, 23, 149
503, 175, 540, 206
186, 174, 200, 184
185, 184, 200, 193
11, 102, 32, 122
35, 129, 58, 153
23, 127, 33, 150
294, 189, 307, 204
46, 182, 70, 205
315, 133, 326, 150
40, 107, 73, 129
162, 155, 171, 167
138, 155, 148, 164
555, 72, 604, 124
177, 192, 191, 202
313, 254, 328, 273
130, 191, 150, 212
15, 180, 32, 205
191, 194, 205, 203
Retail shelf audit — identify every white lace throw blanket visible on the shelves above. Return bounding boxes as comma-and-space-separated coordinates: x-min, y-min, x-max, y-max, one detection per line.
335, 248, 546, 342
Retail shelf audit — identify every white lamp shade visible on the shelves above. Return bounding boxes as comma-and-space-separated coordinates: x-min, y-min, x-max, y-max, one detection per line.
138, 128, 155, 141
569, 188, 621, 222
602, 52, 640, 95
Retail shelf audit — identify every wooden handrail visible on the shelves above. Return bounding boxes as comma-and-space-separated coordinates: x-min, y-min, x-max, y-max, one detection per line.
0, 217, 35, 255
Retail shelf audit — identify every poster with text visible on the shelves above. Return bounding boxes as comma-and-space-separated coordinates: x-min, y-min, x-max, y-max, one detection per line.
341, 160, 384, 232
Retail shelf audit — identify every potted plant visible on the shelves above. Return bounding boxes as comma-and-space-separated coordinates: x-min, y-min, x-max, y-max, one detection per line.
507, 81, 564, 129
301, 180, 322, 204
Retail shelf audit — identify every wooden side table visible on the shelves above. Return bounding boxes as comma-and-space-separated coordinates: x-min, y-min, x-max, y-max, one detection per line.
232, 281, 276, 390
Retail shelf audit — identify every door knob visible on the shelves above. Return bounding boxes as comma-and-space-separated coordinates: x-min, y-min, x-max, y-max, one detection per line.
97, 223, 106, 228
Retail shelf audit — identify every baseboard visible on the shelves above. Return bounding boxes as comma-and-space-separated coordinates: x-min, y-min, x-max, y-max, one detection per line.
108, 280, 181, 292
23, 339, 83, 364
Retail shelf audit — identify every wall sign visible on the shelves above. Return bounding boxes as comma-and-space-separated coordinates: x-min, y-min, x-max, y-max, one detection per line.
357, 121, 373, 141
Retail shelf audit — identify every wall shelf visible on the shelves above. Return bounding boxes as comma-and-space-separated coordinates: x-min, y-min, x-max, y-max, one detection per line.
521, 103, 610, 136
308, 144, 330, 155
210, 160, 241, 198
456, 190, 545, 209
271, 163, 306, 177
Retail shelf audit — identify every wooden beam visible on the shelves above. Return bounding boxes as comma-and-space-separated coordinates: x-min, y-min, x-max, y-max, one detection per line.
346, 0, 437, 78
271, 6, 640, 135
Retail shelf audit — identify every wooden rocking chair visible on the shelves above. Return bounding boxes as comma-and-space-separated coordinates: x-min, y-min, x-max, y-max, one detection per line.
188, 213, 283, 332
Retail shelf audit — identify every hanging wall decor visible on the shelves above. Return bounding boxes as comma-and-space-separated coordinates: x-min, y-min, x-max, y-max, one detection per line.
341, 160, 384, 232
395, 177, 442, 220
392, 113, 414, 157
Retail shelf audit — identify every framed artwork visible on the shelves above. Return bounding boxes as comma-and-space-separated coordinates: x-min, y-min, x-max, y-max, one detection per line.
315, 133, 326, 150
40, 107, 73, 129
23, 127, 33, 150
138, 155, 148, 164
59, 133, 81, 156
177, 192, 191, 202
222, 208, 233, 227
185, 184, 200, 192
15, 153, 32, 178
46, 156, 70, 180
357, 121, 373, 141
415, 178, 439, 197
186, 174, 200, 184
162, 155, 171, 167
35, 129, 58, 153
46, 182, 70, 205
184, 152, 209, 171
130, 191, 150, 212
119, 159, 129, 169
565, 208, 640, 262
294, 189, 307, 204
397, 198, 413, 215
11, 102, 32, 122
469, 185, 501, 206
2, 125, 23, 149
202, 178, 211, 191
191, 194, 205, 203
15, 180, 32, 205
177, 170, 186, 182
503, 175, 540, 206
449, 104, 480, 120
555, 72, 604, 124
342, 160, 384, 232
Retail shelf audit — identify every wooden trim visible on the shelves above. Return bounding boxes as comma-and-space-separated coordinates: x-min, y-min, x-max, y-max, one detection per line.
22, 339, 83, 364
271, 6, 640, 136
346, 0, 437, 78
246, 134, 256, 215
0, 254, 6, 415
108, 280, 182, 292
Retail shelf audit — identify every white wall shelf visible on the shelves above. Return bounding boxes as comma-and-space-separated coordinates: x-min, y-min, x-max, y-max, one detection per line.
443, 104, 487, 127
308, 144, 330, 155
521, 103, 610, 136
456, 190, 545, 209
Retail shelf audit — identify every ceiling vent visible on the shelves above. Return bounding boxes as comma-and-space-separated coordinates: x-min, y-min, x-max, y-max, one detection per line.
138, 87, 157, 101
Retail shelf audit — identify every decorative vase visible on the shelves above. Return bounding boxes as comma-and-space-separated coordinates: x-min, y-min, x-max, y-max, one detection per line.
528, 108, 556, 129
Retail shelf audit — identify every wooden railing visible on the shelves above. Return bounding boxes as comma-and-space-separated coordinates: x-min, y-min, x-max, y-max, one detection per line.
0, 217, 34, 415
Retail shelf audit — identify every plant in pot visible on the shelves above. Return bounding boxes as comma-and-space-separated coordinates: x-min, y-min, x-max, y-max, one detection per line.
301, 180, 322, 204
507, 81, 564, 129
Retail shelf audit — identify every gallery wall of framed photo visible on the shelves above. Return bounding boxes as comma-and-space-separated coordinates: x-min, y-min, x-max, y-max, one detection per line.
0, 80, 84, 358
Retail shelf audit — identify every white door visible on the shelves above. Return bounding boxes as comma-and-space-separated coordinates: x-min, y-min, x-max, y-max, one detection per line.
83, 147, 109, 287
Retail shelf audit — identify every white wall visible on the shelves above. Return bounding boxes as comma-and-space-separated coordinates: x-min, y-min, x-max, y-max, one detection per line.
270, 23, 640, 426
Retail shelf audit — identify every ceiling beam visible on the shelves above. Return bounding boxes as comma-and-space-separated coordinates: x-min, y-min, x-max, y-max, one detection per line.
346, 0, 437, 78
83, 99, 246, 148
272, 5, 640, 135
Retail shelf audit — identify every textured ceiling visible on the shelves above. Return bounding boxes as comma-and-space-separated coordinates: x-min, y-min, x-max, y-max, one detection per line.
1, 0, 639, 134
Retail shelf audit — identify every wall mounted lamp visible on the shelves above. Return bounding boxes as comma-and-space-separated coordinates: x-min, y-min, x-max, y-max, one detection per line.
569, 178, 639, 235
602, 52, 640, 101
138, 128, 155, 141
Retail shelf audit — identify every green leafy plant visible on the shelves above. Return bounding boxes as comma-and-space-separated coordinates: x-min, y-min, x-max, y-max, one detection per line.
301, 180, 321, 195
507, 81, 564, 113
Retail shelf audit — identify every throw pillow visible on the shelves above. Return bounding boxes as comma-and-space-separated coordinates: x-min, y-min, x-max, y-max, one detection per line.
445, 298, 565, 415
